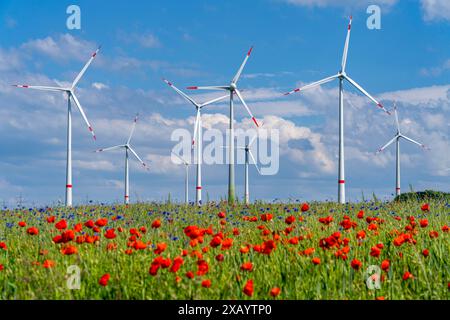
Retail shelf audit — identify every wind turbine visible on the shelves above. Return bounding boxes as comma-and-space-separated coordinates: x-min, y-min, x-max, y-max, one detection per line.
171, 151, 191, 204
224, 134, 261, 204
13, 47, 101, 207
283, 17, 390, 204
376, 103, 428, 196
95, 114, 149, 205
187, 47, 260, 203
163, 79, 228, 206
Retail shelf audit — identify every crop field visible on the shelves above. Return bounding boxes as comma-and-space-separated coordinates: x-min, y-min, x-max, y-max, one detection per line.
0, 199, 449, 300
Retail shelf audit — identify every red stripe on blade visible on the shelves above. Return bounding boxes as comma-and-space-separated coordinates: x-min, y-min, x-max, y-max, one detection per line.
187, 86, 198, 90
252, 117, 259, 127
66, 184, 73, 188
247, 47, 253, 56
338, 180, 345, 184
196, 186, 202, 190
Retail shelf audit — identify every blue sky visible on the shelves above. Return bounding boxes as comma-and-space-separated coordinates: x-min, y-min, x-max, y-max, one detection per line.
0, 0, 449, 206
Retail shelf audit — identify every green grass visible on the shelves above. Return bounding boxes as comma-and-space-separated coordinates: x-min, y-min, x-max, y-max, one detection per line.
0, 198, 449, 300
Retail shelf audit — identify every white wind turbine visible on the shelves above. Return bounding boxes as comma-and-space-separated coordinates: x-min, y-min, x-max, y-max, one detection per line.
13, 47, 101, 207
95, 114, 149, 205
171, 151, 191, 204
284, 17, 390, 204
224, 134, 261, 204
376, 103, 428, 196
187, 47, 260, 203
163, 79, 228, 206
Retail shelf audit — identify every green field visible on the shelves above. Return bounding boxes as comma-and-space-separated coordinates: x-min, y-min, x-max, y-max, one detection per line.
0, 198, 449, 300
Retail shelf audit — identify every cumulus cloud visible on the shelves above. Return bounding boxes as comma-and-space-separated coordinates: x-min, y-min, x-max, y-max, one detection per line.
421, 0, 450, 22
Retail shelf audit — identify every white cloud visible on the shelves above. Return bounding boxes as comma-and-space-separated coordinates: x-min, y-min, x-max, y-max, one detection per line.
92, 82, 109, 90
421, 0, 450, 22
73, 160, 116, 171
282, 0, 398, 8
118, 31, 162, 48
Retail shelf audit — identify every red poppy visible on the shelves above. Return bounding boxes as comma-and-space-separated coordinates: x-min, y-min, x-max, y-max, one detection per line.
196, 260, 209, 276
18, 221, 26, 227
0, 242, 7, 250
429, 231, 439, 239
356, 230, 366, 240
261, 240, 276, 255
218, 212, 226, 219
240, 246, 250, 254
288, 237, 299, 245
422, 249, 429, 257
243, 279, 254, 296
215, 254, 224, 262
402, 271, 413, 281
319, 216, 333, 225
302, 247, 315, 256
55, 220, 67, 230
312, 257, 321, 265
99, 273, 110, 286
84, 220, 95, 228
61, 230, 75, 243
233, 228, 240, 235
270, 287, 281, 297
95, 218, 108, 227
0, 264, 3, 271
285, 216, 295, 225
221, 238, 233, 250
351, 259, 362, 270
260, 213, 273, 222
60, 245, 77, 255
140, 226, 147, 233
186, 271, 194, 279
151, 219, 161, 229
210, 236, 222, 248
419, 219, 429, 228
357, 210, 364, 219
46, 216, 56, 223
301, 203, 310, 212
376, 296, 385, 300
370, 246, 381, 258
133, 240, 147, 250
74, 223, 83, 232
241, 262, 253, 272
381, 259, 390, 272
442, 225, 449, 233
421, 203, 430, 212
27, 227, 39, 235
104, 229, 117, 240
202, 279, 211, 288
154, 242, 167, 254
43, 260, 55, 269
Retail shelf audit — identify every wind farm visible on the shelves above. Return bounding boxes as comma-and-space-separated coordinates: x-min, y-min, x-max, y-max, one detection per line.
0, 1, 448, 303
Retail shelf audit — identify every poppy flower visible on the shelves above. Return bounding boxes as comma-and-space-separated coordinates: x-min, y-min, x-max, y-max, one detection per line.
151, 219, 161, 229
221, 238, 233, 250
0, 242, 7, 250
356, 230, 366, 240
419, 219, 429, 228
319, 216, 333, 225
18, 221, 26, 227
261, 240, 276, 255
357, 210, 364, 219
154, 242, 167, 254
288, 237, 299, 245
260, 213, 273, 222
233, 228, 240, 235
215, 254, 224, 262
55, 220, 67, 230
442, 225, 449, 233
240, 246, 250, 254
370, 246, 381, 258
0, 264, 3, 271
241, 262, 253, 272
429, 231, 439, 239
402, 271, 413, 281
285, 216, 295, 225
218, 212, 226, 219
26, 227, 39, 235
302, 247, 315, 256
210, 236, 222, 248
312, 257, 321, 265
376, 296, 385, 300
95, 218, 108, 227
301, 203, 310, 212
60, 245, 77, 255
61, 230, 75, 243
186, 271, 194, 279
270, 287, 281, 297
243, 279, 254, 296
106, 243, 117, 251
202, 279, 211, 288
381, 259, 390, 272
139, 226, 147, 233
351, 259, 362, 270
421, 203, 430, 212
74, 223, 83, 232
196, 260, 209, 276
46, 216, 55, 223
43, 260, 55, 269
104, 229, 117, 240
99, 273, 110, 286
422, 249, 429, 257
84, 220, 95, 228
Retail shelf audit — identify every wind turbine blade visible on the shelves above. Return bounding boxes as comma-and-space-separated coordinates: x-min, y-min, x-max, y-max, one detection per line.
95, 145, 124, 153
344, 75, 390, 114
127, 114, 139, 145
12, 85, 65, 92
186, 86, 229, 91
248, 150, 261, 174
199, 94, 229, 107
393, 102, 400, 132
128, 147, 149, 170
171, 151, 190, 165
341, 16, 352, 72
248, 134, 258, 147
192, 108, 201, 147
235, 89, 259, 127
70, 92, 96, 140
400, 135, 427, 149
376, 135, 398, 154
283, 74, 338, 96
163, 79, 200, 107
232, 46, 253, 84
72, 46, 101, 89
